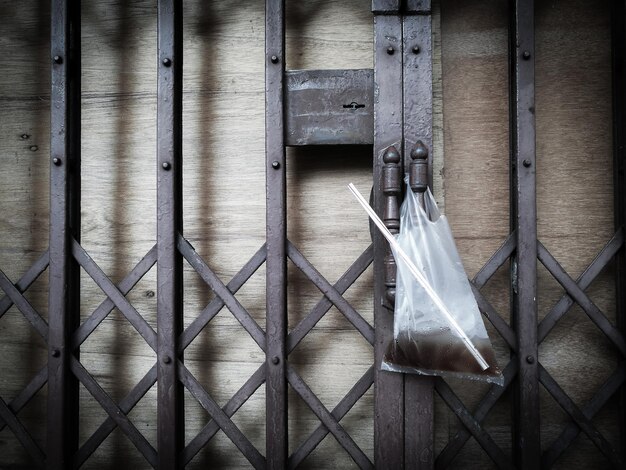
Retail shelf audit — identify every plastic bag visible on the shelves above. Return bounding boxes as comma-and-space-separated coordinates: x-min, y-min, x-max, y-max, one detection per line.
382, 183, 503, 385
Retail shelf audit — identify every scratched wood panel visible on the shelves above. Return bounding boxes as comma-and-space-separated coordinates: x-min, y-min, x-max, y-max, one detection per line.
0, 0, 620, 469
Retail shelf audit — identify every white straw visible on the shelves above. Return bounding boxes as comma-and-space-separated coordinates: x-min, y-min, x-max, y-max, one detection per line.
348, 183, 489, 371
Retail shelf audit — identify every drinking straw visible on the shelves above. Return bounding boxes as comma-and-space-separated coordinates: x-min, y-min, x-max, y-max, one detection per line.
348, 183, 489, 371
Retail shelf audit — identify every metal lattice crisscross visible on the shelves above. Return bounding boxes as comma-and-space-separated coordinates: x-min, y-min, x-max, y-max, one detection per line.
435, 234, 518, 469
168, 235, 376, 468
0, 253, 50, 468
435, 229, 626, 469
68, 240, 159, 467
286, 241, 375, 469
4, 0, 626, 468
537, 239, 626, 468
176, 235, 267, 468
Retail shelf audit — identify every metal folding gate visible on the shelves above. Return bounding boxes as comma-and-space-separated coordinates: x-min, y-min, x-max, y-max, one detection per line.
0, 0, 625, 468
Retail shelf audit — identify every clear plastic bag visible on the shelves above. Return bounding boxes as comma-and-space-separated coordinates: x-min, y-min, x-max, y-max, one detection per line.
382, 183, 503, 385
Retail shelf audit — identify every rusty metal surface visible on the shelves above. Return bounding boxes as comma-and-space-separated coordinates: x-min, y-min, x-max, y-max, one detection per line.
265, 0, 288, 467
371, 0, 401, 14
405, 0, 432, 14
48, 0, 81, 467
372, 9, 404, 468
402, 10, 435, 468
285, 69, 374, 146
156, 0, 184, 467
509, 1, 541, 467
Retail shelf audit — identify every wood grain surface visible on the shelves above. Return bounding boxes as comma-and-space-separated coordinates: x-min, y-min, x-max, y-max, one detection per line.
0, 0, 620, 468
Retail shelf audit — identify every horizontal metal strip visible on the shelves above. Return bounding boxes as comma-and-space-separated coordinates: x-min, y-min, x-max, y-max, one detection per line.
72, 239, 157, 350
542, 363, 626, 468
436, 359, 518, 468
434, 378, 514, 469
537, 241, 626, 356
287, 365, 373, 469
0, 250, 49, 318
73, 364, 157, 468
472, 231, 516, 289
0, 365, 48, 435
0, 394, 45, 468
178, 362, 265, 469
72, 244, 157, 349
538, 228, 624, 343
179, 243, 267, 352
287, 241, 375, 345
288, 244, 374, 352
538, 364, 623, 467
0, 267, 48, 341
285, 69, 373, 146
70, 358, 157, 468
183, 363, 266, 465
289, 365, 374, 469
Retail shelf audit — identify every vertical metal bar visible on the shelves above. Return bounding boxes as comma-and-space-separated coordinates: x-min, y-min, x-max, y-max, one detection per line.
611, 0, 626, 458
265, 0, 287, 467
372, 2, 404, 468
157, 0, 183, 467
509, 0, 541, 467
403, 5, 434, 466
48, 0, 80, 467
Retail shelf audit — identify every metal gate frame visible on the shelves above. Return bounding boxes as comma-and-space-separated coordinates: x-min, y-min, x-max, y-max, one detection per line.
0, 0, 625, 468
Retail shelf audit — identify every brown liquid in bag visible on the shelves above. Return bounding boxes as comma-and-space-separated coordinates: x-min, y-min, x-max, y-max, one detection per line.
384, 330, 502, 382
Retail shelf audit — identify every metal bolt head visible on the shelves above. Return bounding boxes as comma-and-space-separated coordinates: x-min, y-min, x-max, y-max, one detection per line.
51, 349, 60, 358
271, 356, 280, 365
387, 46, 395, 55
163, 356, 172, 364
411, 141, 429, 160
383, 146, 400, 164
52, 157, 62, 166
30, 145, 39, 152
162, 57, 172, 67
272, 161, 280, 169
526, 355, 535, 364
53, 55, 62, 64
270, 55, 279, 64
523, 159, 532, 168
21, 133, 30, 140
522, 50, 531, 60
162, 161, 171, 170
412, 45, 420, 54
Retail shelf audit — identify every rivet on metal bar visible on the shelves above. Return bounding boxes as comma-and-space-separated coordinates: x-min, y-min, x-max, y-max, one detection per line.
382, 145, 401, 303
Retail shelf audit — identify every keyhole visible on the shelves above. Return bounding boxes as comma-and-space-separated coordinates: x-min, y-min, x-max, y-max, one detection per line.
343, 101, 365, 110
